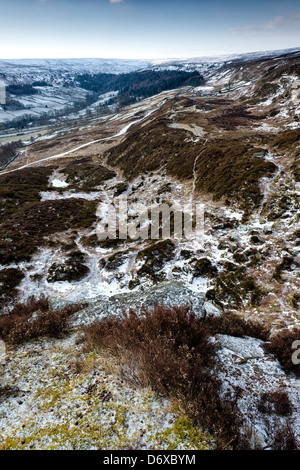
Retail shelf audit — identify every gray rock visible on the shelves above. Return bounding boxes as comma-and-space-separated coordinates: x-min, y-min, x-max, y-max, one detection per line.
203, 301, 222, 318
216, 334, 265, 359
49, 297, 81, 312
215, 333, 300, 449
263, 225, 273, 234
70, 281, 206, 327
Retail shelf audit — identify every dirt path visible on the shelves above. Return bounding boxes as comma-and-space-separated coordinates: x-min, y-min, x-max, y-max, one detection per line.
0, 100, 167, 176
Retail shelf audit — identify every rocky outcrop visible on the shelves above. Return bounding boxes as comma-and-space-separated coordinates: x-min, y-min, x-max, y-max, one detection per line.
49, 281, 215, 328
214, 334, 300, 449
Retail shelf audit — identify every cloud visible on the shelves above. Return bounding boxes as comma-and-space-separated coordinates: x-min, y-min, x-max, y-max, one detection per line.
110, 0, 124, 3
264, 16, 284, 30
229, 12, 300, 35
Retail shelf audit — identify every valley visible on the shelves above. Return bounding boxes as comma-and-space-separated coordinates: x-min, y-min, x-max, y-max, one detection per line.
0, 48, 299, 450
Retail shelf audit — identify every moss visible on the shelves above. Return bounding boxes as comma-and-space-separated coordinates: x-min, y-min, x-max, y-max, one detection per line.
292, 153, 300, 182
128, 278, 140, 290
100, 250, 129, 272
113, 182, 129, 197
157, 183, 172, 195
180, 249, 193, 260
212, 266, 264, 309
47, 260, 90, 283
153, 416, 212, 450
290, 293, 300, 309
0, 338, 211, 450
250, 235, 263, 245
192, 258, 218, 278
61, 241, 78, 252
273, 256, 294, 283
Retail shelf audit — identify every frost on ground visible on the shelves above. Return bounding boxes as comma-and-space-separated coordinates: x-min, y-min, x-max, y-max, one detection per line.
0, 50, 299, 450
215, 334, 300, 449
0, 333, 212, 450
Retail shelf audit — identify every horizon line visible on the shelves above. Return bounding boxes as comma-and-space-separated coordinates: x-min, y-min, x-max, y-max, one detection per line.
0, 45, 299, 63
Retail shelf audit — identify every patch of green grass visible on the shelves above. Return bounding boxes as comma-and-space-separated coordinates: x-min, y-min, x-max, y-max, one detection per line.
153, 416, 212, 450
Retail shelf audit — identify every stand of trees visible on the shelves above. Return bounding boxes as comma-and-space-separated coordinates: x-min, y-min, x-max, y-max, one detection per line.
0, 70, 205, 130
76, 70, 205, 107
6, 84, 38, 96
0, 141, 23, 170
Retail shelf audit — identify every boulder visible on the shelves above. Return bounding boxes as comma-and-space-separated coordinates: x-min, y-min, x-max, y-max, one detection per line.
70, 281, 207, 328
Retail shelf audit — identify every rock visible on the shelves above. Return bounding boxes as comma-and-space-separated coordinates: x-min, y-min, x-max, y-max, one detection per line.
180, 249, 193, 260
47, 251, 90, 283
136, 240, 176, 282
215, 334, 300, 449
203, 301, 222, 318
48, 297, 80, 311
216, 334, 265, 360
250, 235, 263, 245
70, 281, 206, 328
47, 261, 90, 283
263, 225, 273, 234
100, 251, 129, 271
171, 266, 184, 280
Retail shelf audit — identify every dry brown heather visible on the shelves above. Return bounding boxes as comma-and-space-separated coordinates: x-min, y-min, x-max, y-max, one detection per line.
0, 167, 98, 266
104, 99, 277, 214
84, 305, 298, 450
0, 295, 84, 344
216, 54, 300, 93
25, 122, 116, 161
193, 139, 276, 211
62, 158, 117, 191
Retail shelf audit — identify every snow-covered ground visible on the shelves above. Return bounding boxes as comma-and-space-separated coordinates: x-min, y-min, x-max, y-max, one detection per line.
0, 58, 151, 86
0, 52, 300, 449
0, 333, 212, 450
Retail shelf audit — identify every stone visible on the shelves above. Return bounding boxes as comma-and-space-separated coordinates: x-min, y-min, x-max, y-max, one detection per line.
70, 281, 206, 328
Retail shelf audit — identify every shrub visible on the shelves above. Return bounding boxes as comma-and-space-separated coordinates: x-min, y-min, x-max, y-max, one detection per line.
264, 329, 300, 376
0, 268, 25, 308
0, 296, 82, 344
258, 389, 293, 416
271, 421, 299, 450
9, 295, 49, 317
0, 198, 97, 264
84, 306, 258, 449
205, 312, 270, 341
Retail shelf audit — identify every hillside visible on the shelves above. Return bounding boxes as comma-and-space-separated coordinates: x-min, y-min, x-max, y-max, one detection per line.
0, 50, 299, 450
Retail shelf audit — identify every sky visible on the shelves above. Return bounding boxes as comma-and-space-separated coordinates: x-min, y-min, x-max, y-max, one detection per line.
0, 0, 299, 60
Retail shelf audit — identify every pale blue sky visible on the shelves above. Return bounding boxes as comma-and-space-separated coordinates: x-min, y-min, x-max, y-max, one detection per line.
0, 0, 299, 59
